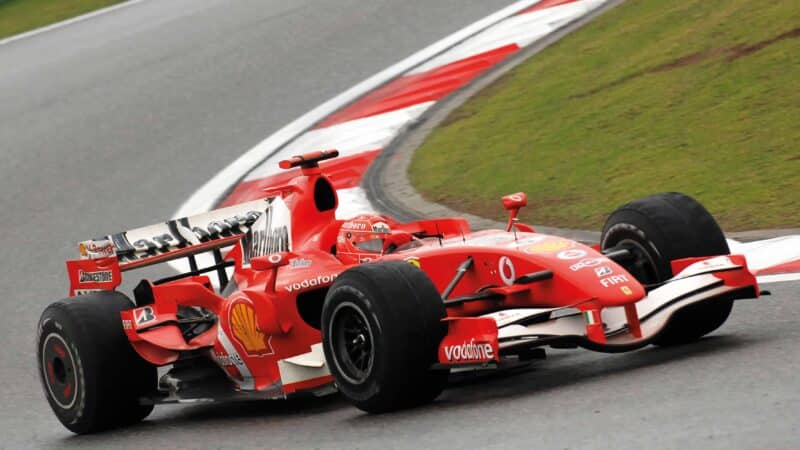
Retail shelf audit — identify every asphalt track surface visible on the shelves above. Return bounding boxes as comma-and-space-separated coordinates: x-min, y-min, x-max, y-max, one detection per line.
0, 1, 797, 448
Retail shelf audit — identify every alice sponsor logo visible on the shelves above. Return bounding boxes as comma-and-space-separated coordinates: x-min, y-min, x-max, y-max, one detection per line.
78, 269, 112, 283
443, 339, 495, 362
289, 258, 312, 269
600, 274, 630, 287
285, 274, 338, 293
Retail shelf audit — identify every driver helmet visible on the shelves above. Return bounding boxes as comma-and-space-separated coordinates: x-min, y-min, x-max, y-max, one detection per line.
336, 214, 392, 264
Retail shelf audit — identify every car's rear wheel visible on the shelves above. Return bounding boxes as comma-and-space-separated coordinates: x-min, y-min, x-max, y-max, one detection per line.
37, 291, 156, 434
321, 261, 448, 413
601, 192, 733, 346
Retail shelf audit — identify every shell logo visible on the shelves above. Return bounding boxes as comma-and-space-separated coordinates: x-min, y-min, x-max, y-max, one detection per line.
524, 240, 571, 254
229, 301, 274, 356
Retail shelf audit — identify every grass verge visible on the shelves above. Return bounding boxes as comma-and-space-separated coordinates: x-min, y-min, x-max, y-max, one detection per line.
0, 0, 124, 40
409, 0, 800, 231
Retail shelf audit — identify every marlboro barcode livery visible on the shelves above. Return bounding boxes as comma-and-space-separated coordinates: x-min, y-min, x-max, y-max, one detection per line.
38, 150, 760, 434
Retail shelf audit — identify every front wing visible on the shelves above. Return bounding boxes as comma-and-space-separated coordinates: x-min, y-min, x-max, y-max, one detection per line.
436, 255, 759, 366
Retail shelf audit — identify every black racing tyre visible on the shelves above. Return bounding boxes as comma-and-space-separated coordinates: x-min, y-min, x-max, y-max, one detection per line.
321, 261, 448, 413
37, 291, 156, 434
601, 192, 733, 346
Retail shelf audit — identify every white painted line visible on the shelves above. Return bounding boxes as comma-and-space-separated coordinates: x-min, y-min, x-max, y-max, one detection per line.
410, 0, 603, 74
243, 102, 434, 181
727, 236, 800, 272
336, 187, 376, 219
757, 273, 800, 284
0, 0, 151, 46
173, 0, 545, 219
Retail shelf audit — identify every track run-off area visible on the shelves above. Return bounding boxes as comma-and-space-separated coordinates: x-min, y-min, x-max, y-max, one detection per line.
0, 0, 798, 448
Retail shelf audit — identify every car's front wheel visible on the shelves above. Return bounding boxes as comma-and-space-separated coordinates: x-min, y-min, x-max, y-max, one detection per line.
601, 192, 733, 346
321, 261, 448, 413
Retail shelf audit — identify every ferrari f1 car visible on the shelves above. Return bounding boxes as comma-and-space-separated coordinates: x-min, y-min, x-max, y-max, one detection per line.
37, 150, 760, 433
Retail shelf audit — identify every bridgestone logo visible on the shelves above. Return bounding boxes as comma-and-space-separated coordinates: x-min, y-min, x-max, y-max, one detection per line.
443, 339, 494, 362
78, 270, 112, 283
285, 274, 338, 293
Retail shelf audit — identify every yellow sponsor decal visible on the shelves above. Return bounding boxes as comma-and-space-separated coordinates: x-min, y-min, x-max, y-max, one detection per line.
620, 286, 633, 296
405, 256, 421, 268
524, 240, 571, 254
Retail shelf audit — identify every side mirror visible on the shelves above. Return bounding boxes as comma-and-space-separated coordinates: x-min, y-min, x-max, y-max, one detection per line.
501, 192, 527, 232
502, 192, 527, 211
251, 252, 293, 271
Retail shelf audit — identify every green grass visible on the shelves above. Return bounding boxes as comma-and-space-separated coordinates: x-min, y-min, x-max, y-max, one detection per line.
409, 0, 800, 231
0, 0, 124, 40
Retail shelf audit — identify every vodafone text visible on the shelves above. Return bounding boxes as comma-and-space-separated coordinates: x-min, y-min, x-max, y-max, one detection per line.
443, 339, 495, 362
285, 274, 338, 293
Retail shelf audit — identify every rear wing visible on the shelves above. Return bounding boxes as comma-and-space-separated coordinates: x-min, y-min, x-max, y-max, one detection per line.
67, 197, 292, 295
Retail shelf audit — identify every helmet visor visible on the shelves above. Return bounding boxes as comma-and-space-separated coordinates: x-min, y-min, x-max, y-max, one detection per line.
354, 238, 384, 253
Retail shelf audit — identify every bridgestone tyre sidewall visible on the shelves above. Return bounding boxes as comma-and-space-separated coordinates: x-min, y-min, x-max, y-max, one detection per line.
601, 192, 733, 346
37, 292, 156, 434
321, 262, 447, 413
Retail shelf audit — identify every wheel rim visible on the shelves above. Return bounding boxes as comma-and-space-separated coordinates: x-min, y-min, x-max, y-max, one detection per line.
41, 333, 79, 409
329, 302, 375, 385
614, 238, 662, 285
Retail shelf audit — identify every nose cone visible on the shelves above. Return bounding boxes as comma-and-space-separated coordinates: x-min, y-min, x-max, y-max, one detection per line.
514, 235, 645, 305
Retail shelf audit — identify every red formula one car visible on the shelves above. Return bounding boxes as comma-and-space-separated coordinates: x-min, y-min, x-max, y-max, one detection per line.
37, 150, 760, 433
